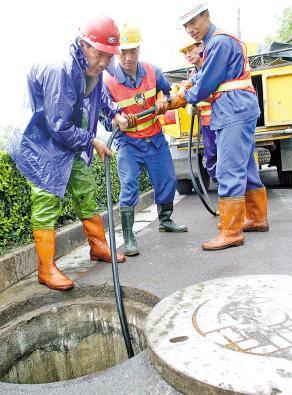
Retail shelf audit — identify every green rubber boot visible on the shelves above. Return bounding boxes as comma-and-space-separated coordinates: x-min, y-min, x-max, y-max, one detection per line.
157, 203, 188, 232
120, 206, 139, 256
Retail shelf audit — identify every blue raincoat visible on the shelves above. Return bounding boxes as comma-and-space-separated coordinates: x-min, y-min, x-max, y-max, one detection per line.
8, 40, 120, 198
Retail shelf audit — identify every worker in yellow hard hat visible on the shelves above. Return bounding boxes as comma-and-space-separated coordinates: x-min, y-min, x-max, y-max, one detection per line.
179, 37, 217, 182
179, 37, 202, 71
103, 22, 188, 257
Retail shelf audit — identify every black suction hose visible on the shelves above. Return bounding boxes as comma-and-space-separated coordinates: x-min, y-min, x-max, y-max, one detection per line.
187, 114, 217, 216
105, 128, 134, 358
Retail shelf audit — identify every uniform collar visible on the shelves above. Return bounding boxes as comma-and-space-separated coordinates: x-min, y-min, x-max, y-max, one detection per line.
200, 23, 217, 56
115, 62, 146, 85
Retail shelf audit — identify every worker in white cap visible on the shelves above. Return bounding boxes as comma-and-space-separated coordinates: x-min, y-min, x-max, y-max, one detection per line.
168, 2, 269, 251
103, 23, 188, 257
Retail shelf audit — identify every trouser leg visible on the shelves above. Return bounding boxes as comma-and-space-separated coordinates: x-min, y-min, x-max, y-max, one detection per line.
144, 139, 187, 232
202, 125, 217, 181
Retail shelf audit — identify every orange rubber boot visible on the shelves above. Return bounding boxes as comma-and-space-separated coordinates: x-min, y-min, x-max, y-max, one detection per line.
33, 230, 74, 291
82, 215, 126, 263
202, 197, 245, 251
243, 187, 269, 232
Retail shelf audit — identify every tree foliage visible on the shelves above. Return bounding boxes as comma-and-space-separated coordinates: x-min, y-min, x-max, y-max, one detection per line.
265, 7, 292, 45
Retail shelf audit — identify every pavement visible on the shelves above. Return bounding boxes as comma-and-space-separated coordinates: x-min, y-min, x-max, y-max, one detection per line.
1, 167, 292, 394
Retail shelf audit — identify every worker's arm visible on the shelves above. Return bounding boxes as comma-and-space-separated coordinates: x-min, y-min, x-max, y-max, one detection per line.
153, 66, 172, 115
185, 38, 230, 104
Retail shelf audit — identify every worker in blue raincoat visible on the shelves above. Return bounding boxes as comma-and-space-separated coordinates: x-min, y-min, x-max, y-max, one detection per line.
103, 23, 188, 257
167, 2, 269, 251
8, 14, 131, 291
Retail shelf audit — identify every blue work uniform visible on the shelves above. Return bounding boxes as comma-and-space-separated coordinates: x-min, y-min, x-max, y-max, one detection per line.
104, 62, 176, 207
185, 24, 263, 197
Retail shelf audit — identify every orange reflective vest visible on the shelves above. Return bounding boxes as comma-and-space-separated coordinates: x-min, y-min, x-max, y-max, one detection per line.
196, 101, 211, 126
202, 30, 255, 103
103, 63, 162, 139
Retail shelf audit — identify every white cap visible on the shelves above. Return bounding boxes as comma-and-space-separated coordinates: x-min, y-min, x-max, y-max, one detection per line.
178, 2, 209, 26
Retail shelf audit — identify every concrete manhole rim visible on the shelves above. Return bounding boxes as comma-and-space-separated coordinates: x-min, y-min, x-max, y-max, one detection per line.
0, 284, 160, 388
145, 274, 292, 394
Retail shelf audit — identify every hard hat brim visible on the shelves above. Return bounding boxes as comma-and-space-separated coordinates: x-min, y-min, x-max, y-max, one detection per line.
119, 42, 141, 50
179, 3, 209, 26
83, 37, 121, 54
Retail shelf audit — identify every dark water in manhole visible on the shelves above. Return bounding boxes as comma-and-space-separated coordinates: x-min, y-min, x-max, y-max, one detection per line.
0, 297, 150, 384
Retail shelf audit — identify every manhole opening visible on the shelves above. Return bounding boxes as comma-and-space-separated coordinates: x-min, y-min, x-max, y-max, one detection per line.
0, 290, 155, 384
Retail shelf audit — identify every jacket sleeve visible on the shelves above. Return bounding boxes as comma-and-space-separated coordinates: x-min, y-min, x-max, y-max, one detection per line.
185, 38, 230, 104
155, 66, 171, 96
42, 65, 93, 151
100, 85, 121, 120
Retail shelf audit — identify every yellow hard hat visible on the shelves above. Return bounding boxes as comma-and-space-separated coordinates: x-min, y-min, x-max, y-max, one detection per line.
119, 23, 142, 50
179, 36, 202, 53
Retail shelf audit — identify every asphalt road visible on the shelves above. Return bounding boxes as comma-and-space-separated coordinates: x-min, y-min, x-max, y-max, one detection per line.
79, 167, 292, 299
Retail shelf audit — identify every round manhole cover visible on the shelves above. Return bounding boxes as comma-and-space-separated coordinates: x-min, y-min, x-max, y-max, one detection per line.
146, 275, 292, 394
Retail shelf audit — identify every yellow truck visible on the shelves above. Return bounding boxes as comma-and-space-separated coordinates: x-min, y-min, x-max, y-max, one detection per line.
162, 47, 292, 194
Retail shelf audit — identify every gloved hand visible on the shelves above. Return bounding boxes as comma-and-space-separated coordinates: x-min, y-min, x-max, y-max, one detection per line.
167, 93, 187, 110
126, 114, 138, 128
154, 90, 169, 115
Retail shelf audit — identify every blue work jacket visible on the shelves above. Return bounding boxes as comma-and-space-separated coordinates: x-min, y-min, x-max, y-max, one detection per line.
104, 62, 171, 152
8, 40, 120, 198
185, 24, 260, 130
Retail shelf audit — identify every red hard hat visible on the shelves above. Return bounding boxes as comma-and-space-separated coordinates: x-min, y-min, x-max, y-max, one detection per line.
79, 14, 120, 55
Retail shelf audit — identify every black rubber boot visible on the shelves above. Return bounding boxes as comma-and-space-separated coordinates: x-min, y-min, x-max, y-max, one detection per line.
120, 207, 139, 256
157, 203, 188, 232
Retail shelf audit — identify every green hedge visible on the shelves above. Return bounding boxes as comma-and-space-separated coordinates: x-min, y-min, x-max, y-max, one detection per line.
0, 152, 151, 254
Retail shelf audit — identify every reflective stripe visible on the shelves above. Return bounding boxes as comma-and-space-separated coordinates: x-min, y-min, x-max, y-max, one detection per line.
215, 78, 253, 93
125, 116, 159, 132
197, 101, 211, 116
117, 87, 156, 108
200, 109, 211, 116
197, 101, 210, 106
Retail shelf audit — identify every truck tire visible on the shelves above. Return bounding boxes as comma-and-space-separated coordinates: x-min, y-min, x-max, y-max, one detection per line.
176, 179, 193, 195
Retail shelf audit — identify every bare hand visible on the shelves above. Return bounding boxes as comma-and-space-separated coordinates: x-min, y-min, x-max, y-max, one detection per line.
155, 91, 169, 115
93, 138, 112, 161
112, 112, 129, 131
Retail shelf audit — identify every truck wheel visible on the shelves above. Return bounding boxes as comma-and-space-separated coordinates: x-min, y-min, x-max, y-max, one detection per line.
176, 179, 193, 195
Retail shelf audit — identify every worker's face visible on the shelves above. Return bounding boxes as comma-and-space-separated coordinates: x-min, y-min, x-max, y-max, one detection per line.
82, 42, 113, 77
119, 47, 140, 73
184, 11, 210, 42
182, 44, 202, 68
